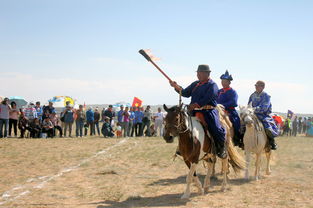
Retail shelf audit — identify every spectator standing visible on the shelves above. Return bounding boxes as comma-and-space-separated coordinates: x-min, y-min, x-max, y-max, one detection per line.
130, 107, 137, 137
9, 101, 19, 137
135, 107, 144, 136
153, 107, 165, 137
103, 105, 115, 125
63, 105, 74, 137
141, 105, 152, 136
292, 116, 298, 136
128, 107, 135, 137
50, 111, 63, 137
303, 117, 308, 134
35, 101, 43, 122
298, 117, 303, 134
43, 101, 55, 114
123, 106, 130, 137
117, 105, 125, 136
0, 98, 11, 138
86, 107, 95, 136
94, 107, 101, 136
75, 105, 85, 137
23, 102, 37, 123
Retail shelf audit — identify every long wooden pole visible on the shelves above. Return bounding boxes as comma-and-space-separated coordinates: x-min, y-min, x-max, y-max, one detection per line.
138, 49, 172, 82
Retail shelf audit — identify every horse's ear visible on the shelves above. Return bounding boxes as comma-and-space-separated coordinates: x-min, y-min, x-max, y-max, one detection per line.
163, 104, 169, 112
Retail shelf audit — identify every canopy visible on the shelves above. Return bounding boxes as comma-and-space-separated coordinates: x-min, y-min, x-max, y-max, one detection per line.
48, 96, 76, 108
112, 101, 131, 108
9, 96, 28, 109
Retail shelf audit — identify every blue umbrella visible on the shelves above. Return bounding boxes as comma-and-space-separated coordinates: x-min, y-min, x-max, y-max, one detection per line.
9, 96, 28, 108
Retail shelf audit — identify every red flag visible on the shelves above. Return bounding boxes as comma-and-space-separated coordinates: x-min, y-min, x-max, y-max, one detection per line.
132, 97, 143, 107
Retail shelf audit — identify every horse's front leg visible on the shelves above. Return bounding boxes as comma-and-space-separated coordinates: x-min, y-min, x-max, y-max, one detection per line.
265, 150, 272, 175
203, 160, 214, 193
245, 151, 251, 180
255, 153, 261, 180
181, 163, 198, 199
221, 158, 228, 191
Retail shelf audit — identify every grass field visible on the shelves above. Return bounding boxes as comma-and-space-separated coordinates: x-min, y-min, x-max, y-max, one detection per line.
0, 136, 313, 208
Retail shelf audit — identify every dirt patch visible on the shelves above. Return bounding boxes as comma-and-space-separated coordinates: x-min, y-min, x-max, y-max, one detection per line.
1, 136, 312, 207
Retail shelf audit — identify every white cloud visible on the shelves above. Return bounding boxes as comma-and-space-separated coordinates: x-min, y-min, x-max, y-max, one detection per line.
0, 72, 311, 114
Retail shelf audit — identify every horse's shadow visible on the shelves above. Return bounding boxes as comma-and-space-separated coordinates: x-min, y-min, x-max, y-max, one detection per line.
95, 193, 187, 208
94, 175, 248, 208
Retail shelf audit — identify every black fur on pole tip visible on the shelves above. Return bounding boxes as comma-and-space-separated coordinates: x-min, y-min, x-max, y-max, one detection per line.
138, 49, 151, 62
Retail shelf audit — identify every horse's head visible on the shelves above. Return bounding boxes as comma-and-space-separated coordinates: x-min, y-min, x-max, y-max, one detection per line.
163, 104, 185, 143
239, 104, 255, 126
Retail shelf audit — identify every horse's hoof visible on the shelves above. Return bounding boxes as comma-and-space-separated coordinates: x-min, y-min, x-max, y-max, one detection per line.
198, 188, 204, 195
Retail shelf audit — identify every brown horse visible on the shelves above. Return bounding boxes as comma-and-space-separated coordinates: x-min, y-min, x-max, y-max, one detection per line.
163, 104, 245, 199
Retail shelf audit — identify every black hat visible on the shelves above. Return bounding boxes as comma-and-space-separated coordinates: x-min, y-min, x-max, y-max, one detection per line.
196, 65, 211, 72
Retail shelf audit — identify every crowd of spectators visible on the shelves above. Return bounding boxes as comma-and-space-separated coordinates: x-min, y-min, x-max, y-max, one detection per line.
0, 97, 166, 139
282, 116, 313, 137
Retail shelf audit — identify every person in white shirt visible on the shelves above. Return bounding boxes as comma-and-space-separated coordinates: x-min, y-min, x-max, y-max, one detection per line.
153, 107, 165, 137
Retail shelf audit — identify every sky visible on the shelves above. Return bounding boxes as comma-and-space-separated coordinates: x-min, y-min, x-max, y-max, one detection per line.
0, 0, 312, 113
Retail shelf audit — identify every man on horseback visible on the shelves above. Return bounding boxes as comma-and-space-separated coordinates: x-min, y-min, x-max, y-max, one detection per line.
169, 64, 227, 159
248, 80, 279, 150
217, 70, 244, 148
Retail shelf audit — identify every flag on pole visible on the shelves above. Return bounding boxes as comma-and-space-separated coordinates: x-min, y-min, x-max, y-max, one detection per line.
132, 97, 143, 107
142, 49, 161, 62
287, 110, 294, 119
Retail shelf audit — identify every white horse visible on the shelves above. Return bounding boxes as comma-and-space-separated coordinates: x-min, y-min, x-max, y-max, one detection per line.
239, 105, 272, 180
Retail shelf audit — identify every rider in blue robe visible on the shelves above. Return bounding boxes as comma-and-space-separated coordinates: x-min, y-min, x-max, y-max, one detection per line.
248, 80, 279, 150
217, 70, 243, 148
170, 65, 227, 159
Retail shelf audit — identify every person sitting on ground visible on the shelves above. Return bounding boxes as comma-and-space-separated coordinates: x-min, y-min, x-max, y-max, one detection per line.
18, 111, 29, 138
42, 117, 54, 138
115, 122, 122, 138
35, 101, 43, 123
29, 118, 42, 138
50, 111, 63, 137
101, 117, 115, 138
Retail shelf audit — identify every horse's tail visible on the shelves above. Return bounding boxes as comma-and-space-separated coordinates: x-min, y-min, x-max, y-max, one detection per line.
227, 139, 246, 174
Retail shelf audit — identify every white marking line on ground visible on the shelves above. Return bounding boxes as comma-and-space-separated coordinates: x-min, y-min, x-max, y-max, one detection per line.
0, 138, 129, 206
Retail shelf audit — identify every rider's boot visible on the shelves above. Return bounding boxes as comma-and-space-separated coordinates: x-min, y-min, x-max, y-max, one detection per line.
216, 140, 227, 159
268, 137, 277, 150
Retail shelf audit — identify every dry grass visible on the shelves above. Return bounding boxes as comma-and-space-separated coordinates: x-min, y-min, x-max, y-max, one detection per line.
0, 136, 313, 208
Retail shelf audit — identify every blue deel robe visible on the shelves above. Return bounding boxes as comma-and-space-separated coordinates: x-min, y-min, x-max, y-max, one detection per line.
217, 88, 241, 135
248, 91, 279, 137
179, 79, 226, 143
